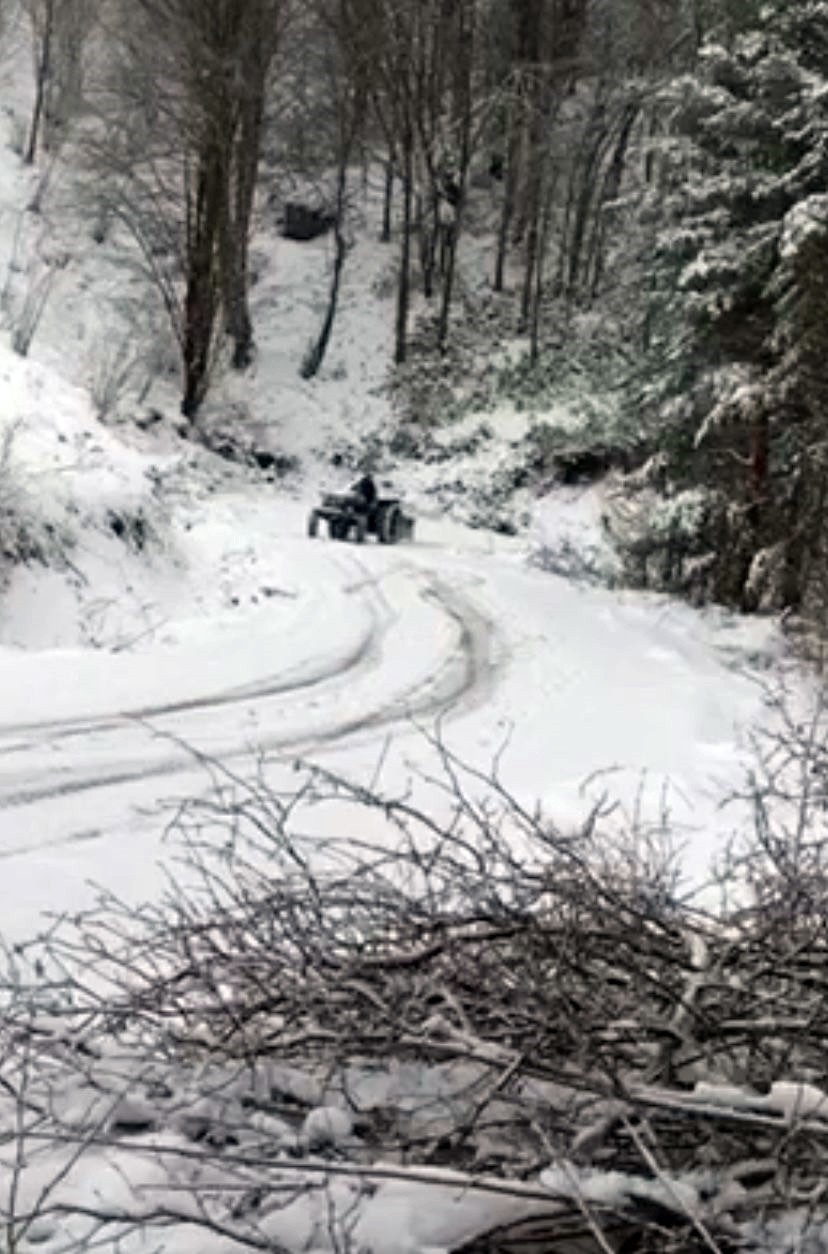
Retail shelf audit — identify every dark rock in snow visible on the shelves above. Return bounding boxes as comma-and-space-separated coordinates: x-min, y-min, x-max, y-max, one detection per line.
281, 203, 336, 241
108, 1096, 158, 1134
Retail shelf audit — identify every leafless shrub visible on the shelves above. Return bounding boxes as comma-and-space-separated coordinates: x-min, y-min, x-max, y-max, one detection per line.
87, 332, 145, 420
723, 682, 828, 920
0, 214, 64, 358
3, 718, 828, 1252
8, 266, 58, 357
529, 536, 618, 587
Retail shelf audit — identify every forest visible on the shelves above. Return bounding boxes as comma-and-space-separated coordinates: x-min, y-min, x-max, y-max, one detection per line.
8, 0, 828, 621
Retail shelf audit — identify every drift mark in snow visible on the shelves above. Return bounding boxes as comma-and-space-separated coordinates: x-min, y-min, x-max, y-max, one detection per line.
0, 557, 500, 826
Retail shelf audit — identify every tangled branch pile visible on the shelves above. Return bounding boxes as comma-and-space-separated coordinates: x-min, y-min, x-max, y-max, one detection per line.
3, 710, 828, 1253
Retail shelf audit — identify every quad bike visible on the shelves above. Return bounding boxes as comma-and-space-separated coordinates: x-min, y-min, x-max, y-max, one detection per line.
307, 492, 415, 544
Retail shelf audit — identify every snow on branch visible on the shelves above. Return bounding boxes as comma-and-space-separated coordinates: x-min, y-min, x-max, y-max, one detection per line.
3, 717, 828, 1252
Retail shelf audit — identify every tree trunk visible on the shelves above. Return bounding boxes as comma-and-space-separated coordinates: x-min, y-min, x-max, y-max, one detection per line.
418, 191, 438, 299
301, 160, 350, 379
528, 161, 555, 362
437, 100, 471, 346
437, 211, 458, 352
25, 0, 54, 165
181, 148, 223, 420
301, 228, 347, 380
564, 98, 613, 299
519, 162, 541, 332
493, 150, 515, 292
394, 132, 413, 364
586, 102, 639, 299
223, 94, 264, 370
381, 157, 394, 242
518, 67, 548, 329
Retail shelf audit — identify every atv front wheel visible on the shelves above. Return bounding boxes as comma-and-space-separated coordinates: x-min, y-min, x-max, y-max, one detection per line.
307, 510, 321, 537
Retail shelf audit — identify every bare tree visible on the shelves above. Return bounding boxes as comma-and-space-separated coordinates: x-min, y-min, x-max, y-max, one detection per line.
339, 0, 475, 364
85, 0, 288, 419
218, 0, 289, 369
351, 0, 419, 365
491, 0, 588, 300
295, 0, 368, 380
21, 0, 96, 163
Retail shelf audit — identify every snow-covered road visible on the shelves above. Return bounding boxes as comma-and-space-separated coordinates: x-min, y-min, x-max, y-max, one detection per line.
0, 492, 778, 939
0, 554, 495, 818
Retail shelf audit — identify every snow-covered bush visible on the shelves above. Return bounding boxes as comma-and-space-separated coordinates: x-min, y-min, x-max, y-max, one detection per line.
0, 421, 71, 577
5, 711, 828, 1253
0, 344, 177, 632
603, 478, 714, 595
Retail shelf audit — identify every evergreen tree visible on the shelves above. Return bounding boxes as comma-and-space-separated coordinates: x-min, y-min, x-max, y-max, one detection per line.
638, 0, 828, 611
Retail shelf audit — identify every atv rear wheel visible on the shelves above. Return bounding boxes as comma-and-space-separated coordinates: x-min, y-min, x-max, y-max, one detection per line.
378, 503, 402, 544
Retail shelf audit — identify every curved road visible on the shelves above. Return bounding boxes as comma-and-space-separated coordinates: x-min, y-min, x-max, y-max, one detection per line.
0, 512, 773, 936
0, 559, 497, 814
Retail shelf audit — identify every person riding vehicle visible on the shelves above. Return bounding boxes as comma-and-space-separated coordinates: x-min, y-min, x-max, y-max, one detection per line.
349, 474, 377, 518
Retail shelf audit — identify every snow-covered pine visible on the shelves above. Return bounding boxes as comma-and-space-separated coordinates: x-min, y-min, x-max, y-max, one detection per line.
627, 0, 828, 613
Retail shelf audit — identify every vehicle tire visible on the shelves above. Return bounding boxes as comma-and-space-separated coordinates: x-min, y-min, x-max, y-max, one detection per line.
308, 510, 321, 538
329, 517, 348, 540
378, 503, 402, 544
351, 516, 367, 543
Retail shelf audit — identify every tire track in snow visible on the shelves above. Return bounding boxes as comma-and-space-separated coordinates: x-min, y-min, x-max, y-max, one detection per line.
0, 618, 376, 746
0, 561, 502, 832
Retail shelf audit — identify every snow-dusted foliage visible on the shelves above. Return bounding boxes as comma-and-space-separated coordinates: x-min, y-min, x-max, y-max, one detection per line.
628, 0, 828, 612
0, 343, 170, 599
603, 471, 713, 595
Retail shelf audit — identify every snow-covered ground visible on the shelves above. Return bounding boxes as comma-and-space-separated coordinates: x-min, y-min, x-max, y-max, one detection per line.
0, 328, 783, 939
